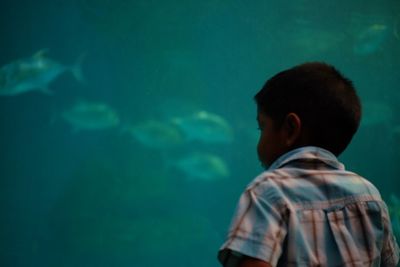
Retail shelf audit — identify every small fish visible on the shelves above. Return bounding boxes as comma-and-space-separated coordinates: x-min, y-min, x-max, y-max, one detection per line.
353, 24, 389, 55
124, 120, 184, 149
62, 101, 119, 132
171, 110, 233, 144
172, 152, 229, 181
0, 49, 83, 96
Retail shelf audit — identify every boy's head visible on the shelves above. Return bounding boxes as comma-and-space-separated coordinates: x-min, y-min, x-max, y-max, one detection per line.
254, 62, 361, 167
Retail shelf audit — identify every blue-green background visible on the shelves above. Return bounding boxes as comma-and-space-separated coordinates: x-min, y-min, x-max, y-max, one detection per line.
1, 0, 399, 266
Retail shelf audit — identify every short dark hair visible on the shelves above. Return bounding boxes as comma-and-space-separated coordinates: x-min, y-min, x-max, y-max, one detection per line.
254, 62, 361, 156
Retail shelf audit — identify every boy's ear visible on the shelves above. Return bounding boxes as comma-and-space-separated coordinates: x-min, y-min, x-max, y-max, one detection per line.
284, 113, 302, 147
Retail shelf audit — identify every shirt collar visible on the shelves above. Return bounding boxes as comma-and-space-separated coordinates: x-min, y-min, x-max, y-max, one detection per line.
267, 146, 345, 171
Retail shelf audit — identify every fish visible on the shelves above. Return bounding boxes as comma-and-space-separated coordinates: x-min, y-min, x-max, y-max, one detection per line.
353, 23, 389, 55
62, 101, 119, 132
172, 152, 229, 181
124, 120, 184, 149
0, 49, 83, 96
171, 110, 233, 144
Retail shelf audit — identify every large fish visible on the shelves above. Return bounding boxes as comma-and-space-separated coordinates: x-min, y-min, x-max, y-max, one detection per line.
0, 49, 83, 96
124, 120, 184, 149
62, 101, 119, 132
353, 24, 389, 55
172, 152, 229, 181
171, 110, 234, 144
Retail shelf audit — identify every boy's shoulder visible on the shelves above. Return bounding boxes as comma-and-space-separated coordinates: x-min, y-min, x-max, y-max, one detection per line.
246, 154, 383, 207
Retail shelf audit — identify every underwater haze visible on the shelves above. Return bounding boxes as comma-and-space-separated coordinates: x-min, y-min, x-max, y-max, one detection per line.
1, 0, 400, 266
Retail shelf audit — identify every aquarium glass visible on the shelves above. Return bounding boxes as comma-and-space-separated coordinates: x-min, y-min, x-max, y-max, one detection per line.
1, 0, 399, 266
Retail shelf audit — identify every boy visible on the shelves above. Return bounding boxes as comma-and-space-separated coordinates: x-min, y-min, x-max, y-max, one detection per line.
218, 62, 399, 267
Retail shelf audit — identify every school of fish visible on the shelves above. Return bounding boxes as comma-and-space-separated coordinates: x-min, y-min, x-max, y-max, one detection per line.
1, 18, 398, 182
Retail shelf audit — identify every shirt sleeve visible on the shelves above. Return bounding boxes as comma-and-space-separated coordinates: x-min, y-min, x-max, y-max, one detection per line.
218, 187, 288, 267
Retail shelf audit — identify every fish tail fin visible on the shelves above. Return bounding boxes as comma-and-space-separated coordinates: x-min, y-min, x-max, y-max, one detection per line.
70, 53, 86, 83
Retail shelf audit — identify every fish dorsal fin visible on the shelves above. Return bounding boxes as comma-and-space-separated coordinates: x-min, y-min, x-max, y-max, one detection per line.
33, 49, 49, 59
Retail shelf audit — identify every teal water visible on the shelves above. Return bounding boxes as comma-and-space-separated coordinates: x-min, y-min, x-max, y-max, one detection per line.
0, 0, 399, 266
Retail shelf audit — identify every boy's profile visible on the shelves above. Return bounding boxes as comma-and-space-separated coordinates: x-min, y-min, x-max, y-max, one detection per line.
218, 62, 400, 267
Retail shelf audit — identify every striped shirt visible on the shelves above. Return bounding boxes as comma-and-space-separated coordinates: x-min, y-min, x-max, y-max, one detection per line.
218, 146, 399, 267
